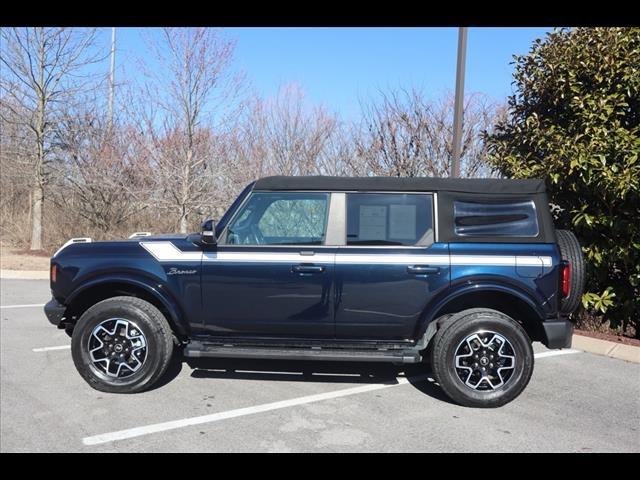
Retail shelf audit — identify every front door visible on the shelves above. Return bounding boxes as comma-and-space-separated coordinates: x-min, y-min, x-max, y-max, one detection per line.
201, 191, 336, 337
334, 192, 450, 340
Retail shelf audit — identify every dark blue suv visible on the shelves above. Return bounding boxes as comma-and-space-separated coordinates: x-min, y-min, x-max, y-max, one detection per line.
45, 176, 585, 407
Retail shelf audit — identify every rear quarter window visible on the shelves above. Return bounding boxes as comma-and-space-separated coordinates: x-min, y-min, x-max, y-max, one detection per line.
453, 200, 539, 237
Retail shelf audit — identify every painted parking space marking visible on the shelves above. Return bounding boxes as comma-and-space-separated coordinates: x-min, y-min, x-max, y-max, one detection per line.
32, 345, 71, 352
82, 376, 419, 446
533, 349, 580, 358
0, 303, 45, 309
81, 349, 580, 446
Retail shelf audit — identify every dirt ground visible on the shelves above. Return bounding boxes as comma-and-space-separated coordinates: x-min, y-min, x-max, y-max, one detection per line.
0, 245, 50, 271
575, 329, 640, 347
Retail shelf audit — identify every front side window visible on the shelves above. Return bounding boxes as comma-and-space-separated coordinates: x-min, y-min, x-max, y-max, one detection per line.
224, 192, 329, 245
346, 193, 434, 246
453, 200, 539, 237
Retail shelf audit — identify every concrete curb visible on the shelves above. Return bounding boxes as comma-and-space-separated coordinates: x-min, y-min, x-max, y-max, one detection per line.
0, 269, 49, 280
572, 334, 640, 364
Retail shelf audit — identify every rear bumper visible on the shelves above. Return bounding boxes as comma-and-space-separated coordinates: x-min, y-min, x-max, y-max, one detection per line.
541, 318, 574, 349
44, 298, 66, 327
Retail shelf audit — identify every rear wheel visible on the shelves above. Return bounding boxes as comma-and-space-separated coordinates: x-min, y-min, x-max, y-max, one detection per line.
71, 296, 174, 393
430, 308, 534, 408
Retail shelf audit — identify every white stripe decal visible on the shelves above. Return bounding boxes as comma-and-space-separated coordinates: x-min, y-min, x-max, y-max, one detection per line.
140, 242, 552, 267
140, 242, 202, 262
204, 251, 336, 263
336, 254, 449, 265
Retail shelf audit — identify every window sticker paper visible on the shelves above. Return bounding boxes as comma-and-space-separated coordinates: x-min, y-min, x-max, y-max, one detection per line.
359, 205, 387, 240
389, 204, 416, 239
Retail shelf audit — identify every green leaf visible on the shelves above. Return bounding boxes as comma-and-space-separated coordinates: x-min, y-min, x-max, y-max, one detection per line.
484, 27, 640, 334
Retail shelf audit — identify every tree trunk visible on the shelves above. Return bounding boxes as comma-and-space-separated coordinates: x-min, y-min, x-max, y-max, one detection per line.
30, 28, 46, 252
30, 184, 43, 251
178, 148, 193, 234
179, 209, 188, 234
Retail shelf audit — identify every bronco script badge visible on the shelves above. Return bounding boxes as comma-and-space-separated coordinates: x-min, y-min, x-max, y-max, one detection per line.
166, 267, 197, 275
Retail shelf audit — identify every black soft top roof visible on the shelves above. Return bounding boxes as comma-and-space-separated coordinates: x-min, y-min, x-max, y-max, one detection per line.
253, 176, 546, 194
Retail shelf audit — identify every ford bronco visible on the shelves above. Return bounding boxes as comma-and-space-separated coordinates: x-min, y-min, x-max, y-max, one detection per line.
45, 176, 585, 407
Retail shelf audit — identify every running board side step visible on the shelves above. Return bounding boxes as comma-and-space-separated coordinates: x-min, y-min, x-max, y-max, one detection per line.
184, 341, 422, 364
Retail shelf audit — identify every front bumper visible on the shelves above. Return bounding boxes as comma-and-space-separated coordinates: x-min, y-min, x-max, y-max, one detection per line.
44, 298, 66, 327
541, 318, 574, 349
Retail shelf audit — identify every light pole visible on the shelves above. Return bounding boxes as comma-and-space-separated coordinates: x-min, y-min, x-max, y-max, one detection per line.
451, 27, 468, 178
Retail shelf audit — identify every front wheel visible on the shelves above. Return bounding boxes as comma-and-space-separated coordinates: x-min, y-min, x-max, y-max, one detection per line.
71, 296, 174, 393
430, 308, 534, 408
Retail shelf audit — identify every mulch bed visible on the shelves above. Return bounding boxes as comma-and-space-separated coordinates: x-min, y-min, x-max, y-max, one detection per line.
575, 329, 640, 347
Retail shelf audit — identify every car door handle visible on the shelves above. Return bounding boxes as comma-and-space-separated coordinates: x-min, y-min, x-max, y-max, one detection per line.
292, 264, 325, 274
407, 265, 440, 275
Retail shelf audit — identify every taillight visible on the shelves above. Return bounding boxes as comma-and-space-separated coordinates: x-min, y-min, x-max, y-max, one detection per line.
560, 262, 571, 297
51, 264, 57, 283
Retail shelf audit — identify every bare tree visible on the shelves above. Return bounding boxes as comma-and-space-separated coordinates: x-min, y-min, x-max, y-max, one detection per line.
52, 103, 153, 235
225, 84, 338, 177
352, 88, 504, 178
314, 124, 357, 176
0, 28, 508, 254
0, 27, 100, 249
260, 84, 337, 175
0, 96, 33, 244
139, 27, 243, 233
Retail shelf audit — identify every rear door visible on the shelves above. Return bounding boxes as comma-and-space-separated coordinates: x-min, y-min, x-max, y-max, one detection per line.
334, 192, 450, 340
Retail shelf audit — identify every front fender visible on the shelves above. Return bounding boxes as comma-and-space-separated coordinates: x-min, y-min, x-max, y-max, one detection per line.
64, 273, 189, 336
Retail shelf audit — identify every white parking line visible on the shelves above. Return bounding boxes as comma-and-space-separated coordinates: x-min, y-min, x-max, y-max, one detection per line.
534, 349, 580, 358
81, 349, 580, 446
82, 376, 420, 446
32, 345, 70, 352
1, 303, 45, 309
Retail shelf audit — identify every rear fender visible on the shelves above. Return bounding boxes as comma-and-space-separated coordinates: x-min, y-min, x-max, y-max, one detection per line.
416, 282, 546, 341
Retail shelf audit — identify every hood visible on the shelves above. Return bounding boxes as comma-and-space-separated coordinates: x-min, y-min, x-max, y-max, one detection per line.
52, 233, 191, 258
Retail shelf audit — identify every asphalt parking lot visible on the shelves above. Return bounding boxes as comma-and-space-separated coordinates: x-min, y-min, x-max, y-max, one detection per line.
1, 278, 639, 452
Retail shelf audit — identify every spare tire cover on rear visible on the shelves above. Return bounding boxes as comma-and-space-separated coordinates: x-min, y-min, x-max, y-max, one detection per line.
556, 229, 586, 314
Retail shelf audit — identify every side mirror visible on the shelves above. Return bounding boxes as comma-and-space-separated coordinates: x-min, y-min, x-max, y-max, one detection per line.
201, 218, 217, 246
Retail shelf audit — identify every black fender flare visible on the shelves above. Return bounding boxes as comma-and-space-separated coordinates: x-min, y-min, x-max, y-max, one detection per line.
64, 273, 189, 336
415, 282, 547, 343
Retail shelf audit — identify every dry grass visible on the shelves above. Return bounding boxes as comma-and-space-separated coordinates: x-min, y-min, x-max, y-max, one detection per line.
0, 244, 50, 271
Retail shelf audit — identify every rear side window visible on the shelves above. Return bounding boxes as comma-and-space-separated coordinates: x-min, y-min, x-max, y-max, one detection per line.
453, 200, 539, 237
346, 193, 434, 246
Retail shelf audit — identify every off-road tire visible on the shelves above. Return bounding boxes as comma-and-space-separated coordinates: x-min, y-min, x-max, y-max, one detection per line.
430, 308, 534, 408
556, 229, 586, 315
71, 296, 174, 393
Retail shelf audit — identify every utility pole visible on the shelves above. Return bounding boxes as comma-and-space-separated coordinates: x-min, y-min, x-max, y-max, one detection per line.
108, 27, 116, 129
451, 27, 468, 178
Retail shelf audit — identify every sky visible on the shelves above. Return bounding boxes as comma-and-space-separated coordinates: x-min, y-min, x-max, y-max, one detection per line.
103, 27, 553, 121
